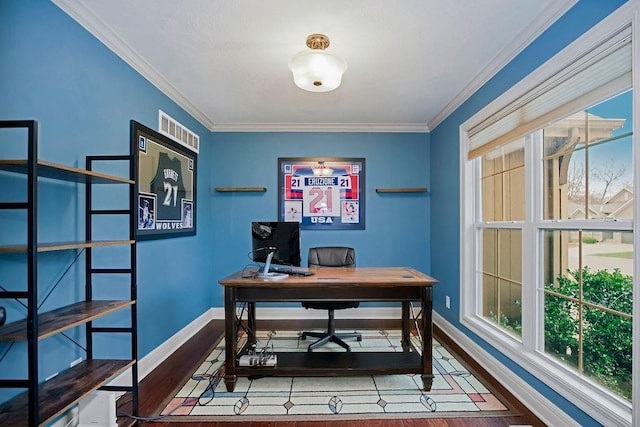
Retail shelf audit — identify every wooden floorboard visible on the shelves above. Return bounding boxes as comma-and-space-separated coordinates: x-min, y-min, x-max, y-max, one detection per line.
117, 319, 546, 427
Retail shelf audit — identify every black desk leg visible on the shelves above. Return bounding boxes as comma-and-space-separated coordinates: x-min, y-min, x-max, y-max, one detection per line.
401, 301, 410, 349
247, 302, 256, 346
421, 286, 434, 391
224, 287, 237, 392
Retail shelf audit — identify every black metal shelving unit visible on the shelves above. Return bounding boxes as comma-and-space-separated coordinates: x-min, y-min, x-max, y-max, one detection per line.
0, 120, 138, 426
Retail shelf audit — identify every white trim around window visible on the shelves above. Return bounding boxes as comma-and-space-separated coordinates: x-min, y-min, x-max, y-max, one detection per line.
632, 2, 640, 425
460, 2, 639, 426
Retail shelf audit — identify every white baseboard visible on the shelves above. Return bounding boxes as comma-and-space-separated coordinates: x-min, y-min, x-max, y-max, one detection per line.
110, 309, 215, 387
432, 311, 577, 427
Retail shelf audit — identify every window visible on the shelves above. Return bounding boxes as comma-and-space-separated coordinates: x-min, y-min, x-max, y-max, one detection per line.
461, 5, 636, 425
481, 228, 523, 336
479, 141, 525, 336
540, 95, 633, 403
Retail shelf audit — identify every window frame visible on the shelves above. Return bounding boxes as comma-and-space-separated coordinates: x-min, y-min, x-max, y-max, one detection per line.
459, 2, 639, 425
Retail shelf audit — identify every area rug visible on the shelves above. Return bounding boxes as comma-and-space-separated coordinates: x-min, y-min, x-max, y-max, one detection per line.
159, 329, 517, 421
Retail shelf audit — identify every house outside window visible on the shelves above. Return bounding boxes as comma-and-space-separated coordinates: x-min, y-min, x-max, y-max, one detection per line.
461, 5, 636, 425
480, 140, 524, 336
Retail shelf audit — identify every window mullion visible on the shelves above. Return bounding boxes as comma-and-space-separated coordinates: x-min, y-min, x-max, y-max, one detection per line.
521, 131, 542, 351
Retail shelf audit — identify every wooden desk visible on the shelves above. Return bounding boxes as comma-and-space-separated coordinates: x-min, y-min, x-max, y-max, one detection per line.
219, 267, 437, 392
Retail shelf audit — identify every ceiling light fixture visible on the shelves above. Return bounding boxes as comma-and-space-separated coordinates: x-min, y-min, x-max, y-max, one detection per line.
288, 34, 347, 93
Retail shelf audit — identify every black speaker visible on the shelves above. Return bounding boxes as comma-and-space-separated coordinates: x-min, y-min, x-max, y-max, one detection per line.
0, 307, 5, 326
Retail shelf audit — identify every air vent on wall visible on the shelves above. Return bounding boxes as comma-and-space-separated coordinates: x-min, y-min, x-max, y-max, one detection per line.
158, 110, 199, 153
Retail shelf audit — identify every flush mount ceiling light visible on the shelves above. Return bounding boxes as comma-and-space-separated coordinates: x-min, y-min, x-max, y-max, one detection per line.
288, 34, 347, 93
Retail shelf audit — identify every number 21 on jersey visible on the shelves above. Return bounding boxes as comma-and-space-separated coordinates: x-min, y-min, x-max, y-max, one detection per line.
303, 185, 340, 216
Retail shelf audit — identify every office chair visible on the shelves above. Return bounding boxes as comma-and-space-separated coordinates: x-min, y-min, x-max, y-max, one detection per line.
301, 246, 362, 352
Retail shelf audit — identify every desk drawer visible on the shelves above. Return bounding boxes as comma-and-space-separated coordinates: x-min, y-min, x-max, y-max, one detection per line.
235, 286, 426, 302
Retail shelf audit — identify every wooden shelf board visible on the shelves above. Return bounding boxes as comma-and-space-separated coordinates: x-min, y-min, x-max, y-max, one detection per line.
0, 160, 134, 184
375, 187, 428, 193
0, 239, 135, 253
0, 359, 134, 426
235, 351, 423, 377
0, 300, 135, 341
214, 187, 266, 192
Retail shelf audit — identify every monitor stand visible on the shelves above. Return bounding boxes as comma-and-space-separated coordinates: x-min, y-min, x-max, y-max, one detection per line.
256, 251, 288, 280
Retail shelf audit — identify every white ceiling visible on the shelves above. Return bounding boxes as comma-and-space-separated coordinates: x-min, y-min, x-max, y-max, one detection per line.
53, 0, 576, 133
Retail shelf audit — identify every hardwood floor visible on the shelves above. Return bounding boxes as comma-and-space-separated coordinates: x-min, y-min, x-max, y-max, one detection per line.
117, 319, 546, 427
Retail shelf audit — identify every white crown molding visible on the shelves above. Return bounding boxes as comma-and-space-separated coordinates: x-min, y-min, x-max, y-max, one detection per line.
427, 0, 578, 131
210, 122, 430, 133
52, 0, 216, 130
53, 0, 575, 135
52, 0, 428, 134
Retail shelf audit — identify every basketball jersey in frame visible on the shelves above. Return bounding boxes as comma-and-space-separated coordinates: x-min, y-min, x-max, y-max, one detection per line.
150, 152, 187, 221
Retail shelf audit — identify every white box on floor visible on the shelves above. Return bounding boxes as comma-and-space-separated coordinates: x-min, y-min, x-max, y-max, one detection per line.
78, 390, 117, 427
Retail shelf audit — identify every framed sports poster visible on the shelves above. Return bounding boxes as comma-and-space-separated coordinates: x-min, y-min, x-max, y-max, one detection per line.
278, 157, 365, 230
131, 120, 197, 240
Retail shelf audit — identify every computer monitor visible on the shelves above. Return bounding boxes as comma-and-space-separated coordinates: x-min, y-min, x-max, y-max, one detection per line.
251, 221, 301, 267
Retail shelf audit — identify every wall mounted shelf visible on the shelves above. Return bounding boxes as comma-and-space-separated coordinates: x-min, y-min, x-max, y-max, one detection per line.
375, 187, 428, 193
214, 187, 267, 193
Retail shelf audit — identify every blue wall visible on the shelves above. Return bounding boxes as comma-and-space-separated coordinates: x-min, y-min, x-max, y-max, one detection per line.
209, 132, 431, 304
0, 0, 630, 424
0, 0, 431, 403
0, 0, 214, 393
430, 0, 627, 425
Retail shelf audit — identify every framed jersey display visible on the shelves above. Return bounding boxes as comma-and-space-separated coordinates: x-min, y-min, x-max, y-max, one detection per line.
278, 157, 365, 230
132, 120, 197, 240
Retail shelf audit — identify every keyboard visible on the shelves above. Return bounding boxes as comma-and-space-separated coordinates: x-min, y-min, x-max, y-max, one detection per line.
269, 265, 315, 276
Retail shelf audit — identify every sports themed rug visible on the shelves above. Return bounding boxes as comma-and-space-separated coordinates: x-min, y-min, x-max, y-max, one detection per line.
159, 329, 516, 421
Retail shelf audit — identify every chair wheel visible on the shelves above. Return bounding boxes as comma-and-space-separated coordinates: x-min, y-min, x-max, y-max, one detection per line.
356, 336, 362, 342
